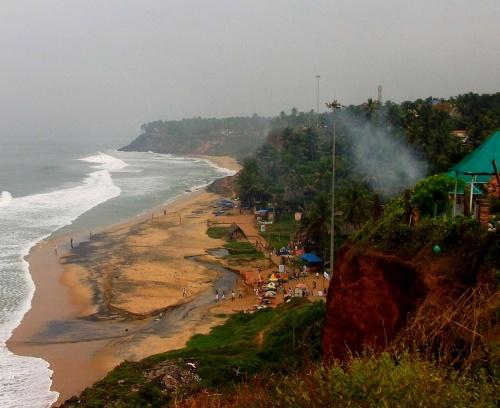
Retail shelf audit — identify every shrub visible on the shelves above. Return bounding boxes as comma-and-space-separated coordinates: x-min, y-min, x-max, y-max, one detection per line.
411, 174, 457, 216
178, 352, 498, 407
207, 227, 230, 239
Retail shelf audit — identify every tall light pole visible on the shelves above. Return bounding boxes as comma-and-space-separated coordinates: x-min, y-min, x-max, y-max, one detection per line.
326, 100, 342, 278
315, 75, 320, 114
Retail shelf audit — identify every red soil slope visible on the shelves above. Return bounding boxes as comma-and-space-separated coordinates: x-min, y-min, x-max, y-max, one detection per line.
322, 245, 428, 361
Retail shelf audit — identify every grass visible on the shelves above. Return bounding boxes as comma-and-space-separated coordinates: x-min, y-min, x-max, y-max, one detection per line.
206, 226, 230, 239
178, 352, 499, 408
61, 299, 325, 407
262, 217, 298, 250
223, 241, 264, 260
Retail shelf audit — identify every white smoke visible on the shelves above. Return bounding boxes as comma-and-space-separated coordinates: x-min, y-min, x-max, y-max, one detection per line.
338, 111, 428, 196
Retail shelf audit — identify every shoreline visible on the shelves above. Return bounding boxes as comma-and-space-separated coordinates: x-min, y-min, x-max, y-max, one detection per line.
7, 155, 241, 405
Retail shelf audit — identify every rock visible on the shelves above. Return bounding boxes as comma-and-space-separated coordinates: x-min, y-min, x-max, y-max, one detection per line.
145, 361, 201, 392
207, 175, 237, 196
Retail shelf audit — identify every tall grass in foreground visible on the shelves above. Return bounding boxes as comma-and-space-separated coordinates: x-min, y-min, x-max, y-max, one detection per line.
176, 352, 498, 408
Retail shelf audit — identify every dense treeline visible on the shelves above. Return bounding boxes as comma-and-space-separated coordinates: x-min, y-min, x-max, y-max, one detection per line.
236, 92, 500, 248
121, 115, 270, 158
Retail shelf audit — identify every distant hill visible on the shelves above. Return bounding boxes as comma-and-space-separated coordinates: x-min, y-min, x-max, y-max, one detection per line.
120, 115, 270, 159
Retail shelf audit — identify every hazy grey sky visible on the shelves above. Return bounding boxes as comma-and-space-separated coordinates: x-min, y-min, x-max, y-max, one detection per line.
1, 0, 499, 145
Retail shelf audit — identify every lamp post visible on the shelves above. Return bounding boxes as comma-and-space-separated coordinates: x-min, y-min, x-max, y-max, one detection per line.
325, 100, 342, 279
315, 75, 320, 114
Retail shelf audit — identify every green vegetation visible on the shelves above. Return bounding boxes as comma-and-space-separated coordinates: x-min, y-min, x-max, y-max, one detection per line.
120, 115, 270, 159
358, 197, 484, 253
207, 225, 264, 259
206, 226, 230, 239
62, 284, 499, 408
411, 174, 457, 216
182, 352, 498, 408
223, 241, 264, 260
262, 217, 298, 249
62, 300, 325, 407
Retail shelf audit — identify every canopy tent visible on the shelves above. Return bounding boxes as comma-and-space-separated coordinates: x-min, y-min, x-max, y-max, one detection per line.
268, 274, 279, 282
448, 131, 500, 216
448, 131, 500, 185
265, 282, 277, 291
300, 253, 323, 265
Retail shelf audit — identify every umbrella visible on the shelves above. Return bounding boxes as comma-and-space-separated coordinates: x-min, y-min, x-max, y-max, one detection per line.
268, 274, 279, 282
264, 291, 276, 298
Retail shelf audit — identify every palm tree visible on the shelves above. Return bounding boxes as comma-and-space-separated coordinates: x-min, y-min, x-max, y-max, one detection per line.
337, 182, 372, 230
362, 98, 379, 121
300, 193, 342, 248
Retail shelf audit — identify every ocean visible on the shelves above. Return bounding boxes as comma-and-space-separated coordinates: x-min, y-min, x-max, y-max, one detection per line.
0, 135, 234, 408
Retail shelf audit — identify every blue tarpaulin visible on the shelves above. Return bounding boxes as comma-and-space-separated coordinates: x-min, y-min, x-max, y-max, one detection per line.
300, 253, 323, 264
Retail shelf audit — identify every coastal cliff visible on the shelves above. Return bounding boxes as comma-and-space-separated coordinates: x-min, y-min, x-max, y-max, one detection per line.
120, 116, 269, 159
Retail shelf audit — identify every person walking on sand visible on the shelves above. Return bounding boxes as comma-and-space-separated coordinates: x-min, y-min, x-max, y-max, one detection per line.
231, 290, 235, 302
182, 287, 187, 297
70, 238, 74, 249
54, 246, 58, 256
215, 290, 219, 302
222, 290, 226, 300
238, 291, 243, 300
163, 209, 166, 216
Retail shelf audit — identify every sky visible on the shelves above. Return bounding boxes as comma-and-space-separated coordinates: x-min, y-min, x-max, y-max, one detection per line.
1, 0, 499, 146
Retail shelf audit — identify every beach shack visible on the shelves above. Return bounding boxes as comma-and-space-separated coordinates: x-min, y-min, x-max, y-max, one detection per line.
226, 223, 247, 241
300, 252, 323, 269
448, 130, 500, 222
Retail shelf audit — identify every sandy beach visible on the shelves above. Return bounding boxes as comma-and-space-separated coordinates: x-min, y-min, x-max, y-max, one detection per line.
8, 156, 243, 404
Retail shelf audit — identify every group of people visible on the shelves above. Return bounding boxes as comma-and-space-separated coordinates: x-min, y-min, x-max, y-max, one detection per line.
215, 289, 243, 302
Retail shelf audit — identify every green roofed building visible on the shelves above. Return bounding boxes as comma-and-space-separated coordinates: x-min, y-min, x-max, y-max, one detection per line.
448, 130, 500, 217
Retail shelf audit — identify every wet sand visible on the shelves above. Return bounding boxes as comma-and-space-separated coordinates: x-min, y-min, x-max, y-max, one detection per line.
8, 157, 242, 404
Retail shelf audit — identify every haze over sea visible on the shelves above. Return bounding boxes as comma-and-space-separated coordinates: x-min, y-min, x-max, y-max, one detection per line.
0, 133, 234, 408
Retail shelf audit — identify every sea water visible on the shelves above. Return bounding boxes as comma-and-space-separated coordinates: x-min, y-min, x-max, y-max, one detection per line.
0, 137, 234, 407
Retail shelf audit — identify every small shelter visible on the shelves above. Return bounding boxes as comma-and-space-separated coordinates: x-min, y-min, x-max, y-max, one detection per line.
448, 130, 500, 217
300, 253, 323, 266
226, 223, 247, 241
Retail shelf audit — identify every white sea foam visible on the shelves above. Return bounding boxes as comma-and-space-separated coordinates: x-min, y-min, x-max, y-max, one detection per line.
79, 151, 128, 171
0, 191, 13, 207
0, 154, 125, 407
198, 158, 237, 177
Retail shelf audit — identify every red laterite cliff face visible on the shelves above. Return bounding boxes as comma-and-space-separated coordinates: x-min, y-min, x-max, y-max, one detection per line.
321, 245, 428, 362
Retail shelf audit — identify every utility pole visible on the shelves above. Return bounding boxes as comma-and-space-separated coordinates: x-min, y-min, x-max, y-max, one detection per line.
315, 75, 321, 114
325, 100, 342, 279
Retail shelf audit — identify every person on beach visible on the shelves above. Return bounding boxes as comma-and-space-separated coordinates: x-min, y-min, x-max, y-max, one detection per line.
54, 246, 58, 256
182, 287, 187, 297
215, 290, 219, 302
238, 291, 243, 300
163, 209, 166, 216
231, 290, 235, 302
89, 231, 92, 239
70, 238, 74, 249
222, 290, 226, 300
